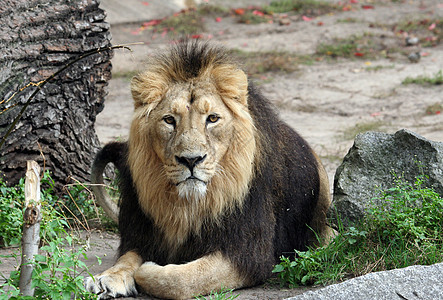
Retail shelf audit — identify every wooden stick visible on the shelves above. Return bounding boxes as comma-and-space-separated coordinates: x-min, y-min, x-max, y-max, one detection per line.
19, 160, 41, 296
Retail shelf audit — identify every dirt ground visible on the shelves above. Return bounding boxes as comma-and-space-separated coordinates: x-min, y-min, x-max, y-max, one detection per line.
2, 0, 442, 299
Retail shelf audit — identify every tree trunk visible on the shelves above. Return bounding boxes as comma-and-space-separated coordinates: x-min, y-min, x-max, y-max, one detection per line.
0, 0, 112, 188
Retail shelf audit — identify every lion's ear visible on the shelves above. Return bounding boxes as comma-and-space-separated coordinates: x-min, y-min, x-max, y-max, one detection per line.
131, 72, 167, 109
212, 66, 248, 106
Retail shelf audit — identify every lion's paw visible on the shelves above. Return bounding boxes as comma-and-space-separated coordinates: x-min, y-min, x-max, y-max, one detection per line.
84, 272, 138, 299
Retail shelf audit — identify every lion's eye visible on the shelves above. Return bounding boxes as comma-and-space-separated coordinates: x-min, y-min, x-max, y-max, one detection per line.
206, 114, 220, 124
163, 116, 176, 126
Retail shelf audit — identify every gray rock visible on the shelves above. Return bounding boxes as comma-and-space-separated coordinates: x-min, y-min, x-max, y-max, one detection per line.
285, 263, 443, 300
332, 129, 443, 226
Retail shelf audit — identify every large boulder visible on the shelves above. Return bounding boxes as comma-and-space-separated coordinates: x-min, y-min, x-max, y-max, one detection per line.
286, 262, 443, 300
332, 129, 443, 226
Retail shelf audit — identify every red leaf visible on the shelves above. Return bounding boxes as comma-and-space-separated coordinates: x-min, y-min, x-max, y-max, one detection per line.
141, 1, 149, 6
302, 16, 313, 21
354, 52, 364, 57
428, 23, 436, 30
234, 8, 245, 15
191, 34, 202, 39
215, 17, 222, 22
252, 10, 264, 16
362, 5, 374, 9
350, 0, 358, 3
143, 20, 161, 27
317, 21, 324, 26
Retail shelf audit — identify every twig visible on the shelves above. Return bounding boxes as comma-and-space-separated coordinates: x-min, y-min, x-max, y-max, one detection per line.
0, 42, 142, 149
19, 161, 41, 297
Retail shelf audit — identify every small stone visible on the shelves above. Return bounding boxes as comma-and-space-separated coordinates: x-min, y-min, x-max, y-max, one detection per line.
408, 51, 421, 63
279, 18, 290, 26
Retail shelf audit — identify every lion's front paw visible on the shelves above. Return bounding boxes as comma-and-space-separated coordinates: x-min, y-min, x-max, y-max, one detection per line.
84, 272, 138, 299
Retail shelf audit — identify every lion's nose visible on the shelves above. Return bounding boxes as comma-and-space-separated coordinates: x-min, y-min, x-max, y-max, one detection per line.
175, 155, 207, 171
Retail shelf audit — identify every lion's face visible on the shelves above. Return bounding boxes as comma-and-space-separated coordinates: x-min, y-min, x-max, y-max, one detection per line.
148, 80, 235, 199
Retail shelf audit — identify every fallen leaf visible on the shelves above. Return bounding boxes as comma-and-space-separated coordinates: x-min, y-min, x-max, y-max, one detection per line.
234, 8, 245, 15
365, 61, 372, 66
141, 1, 149, 6
302, 16, 313, 21
362, 5, 374, 9
252, 10, 264, 16
191, 34, 202, 39
143, 20, 161, 27
428, 23, 436, 30
317, 21, 324, 26
371, 112, 381, 117
354, 52, 364, 57
215, 17, 222, 22
342, 5, 351, 11
350, 0, 358, 3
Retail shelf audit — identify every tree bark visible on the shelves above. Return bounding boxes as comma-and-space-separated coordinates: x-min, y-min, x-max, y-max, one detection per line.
0, 0, 112, 188
19, 160, 41, 297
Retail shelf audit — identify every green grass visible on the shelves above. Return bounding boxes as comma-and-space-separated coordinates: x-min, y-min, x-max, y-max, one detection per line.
316, 34, 381, 59
364, 64, 395, 72
402, 70, 443, 85
342, 121, 385, 141
273, 173, 443, 287
230, 49, 314, 78
263, 0, 338, 15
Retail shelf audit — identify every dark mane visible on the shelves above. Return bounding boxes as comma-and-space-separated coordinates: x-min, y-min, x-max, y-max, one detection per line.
155, 40, 232, 82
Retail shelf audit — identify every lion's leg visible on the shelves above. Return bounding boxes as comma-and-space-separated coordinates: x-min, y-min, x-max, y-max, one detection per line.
134, 251, 247, 299
85, 250, 142, 299
310, 153, 337, 245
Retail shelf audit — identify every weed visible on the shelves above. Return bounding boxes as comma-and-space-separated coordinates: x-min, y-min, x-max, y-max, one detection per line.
263, 0, 338, 16
336, 17, 358, 23
272, 173, 443, 287
342, 121, 385, 141
195, 287, 240, 300
402, 70, 443, 85
425, 103, 443, 115
365, 64, 395, 72
0, 172, 102, 299
237, 11, 270, 24
0, 172, 67, 247
158, 10, 205, 36
230, 49, 307, 77
315, 32, 403, 60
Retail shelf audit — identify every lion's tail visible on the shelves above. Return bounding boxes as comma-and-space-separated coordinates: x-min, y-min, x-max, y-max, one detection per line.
91, 142, 127, 224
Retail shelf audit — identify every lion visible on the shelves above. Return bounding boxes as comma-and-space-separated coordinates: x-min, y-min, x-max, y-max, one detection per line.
85, 41, 334, 299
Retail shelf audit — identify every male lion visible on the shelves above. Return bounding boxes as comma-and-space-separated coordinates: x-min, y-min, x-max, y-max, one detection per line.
85, 41, 334, 299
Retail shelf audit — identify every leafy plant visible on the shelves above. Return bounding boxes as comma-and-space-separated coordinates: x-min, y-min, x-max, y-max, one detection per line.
0, 175, 24, 246
0, 235, 99, 299
273, 173, 443, 287
0, 172, 101, 299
